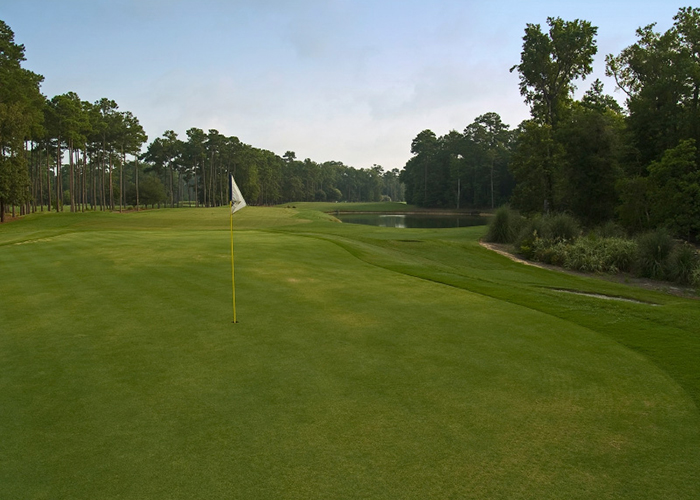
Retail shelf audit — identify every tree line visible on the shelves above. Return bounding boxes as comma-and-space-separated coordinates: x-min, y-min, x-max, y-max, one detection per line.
0, 19, 404, 223
402, 7, 700, 241
400, 112, 515, 209
140, 134, 404, 208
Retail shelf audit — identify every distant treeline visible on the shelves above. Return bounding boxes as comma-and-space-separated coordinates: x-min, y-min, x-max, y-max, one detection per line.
4, 7, 700, 241
401, 7, 700, 241
0, 19, 404, 222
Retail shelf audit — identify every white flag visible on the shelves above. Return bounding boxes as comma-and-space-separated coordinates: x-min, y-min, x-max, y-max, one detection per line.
229, 174, 247, 214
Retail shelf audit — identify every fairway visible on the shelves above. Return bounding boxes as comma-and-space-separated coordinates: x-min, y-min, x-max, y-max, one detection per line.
1, 207, 699, 499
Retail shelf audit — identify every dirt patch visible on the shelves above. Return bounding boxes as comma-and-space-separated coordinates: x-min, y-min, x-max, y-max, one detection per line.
552, 288, 657, 305
479, 240, 698, 299
0, 215, 23, 224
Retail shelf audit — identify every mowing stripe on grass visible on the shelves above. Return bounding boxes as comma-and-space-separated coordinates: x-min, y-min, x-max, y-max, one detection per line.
1, 207, 699, 499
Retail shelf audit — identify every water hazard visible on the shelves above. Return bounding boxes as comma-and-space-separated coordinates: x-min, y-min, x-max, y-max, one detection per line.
336, 213, 489, 229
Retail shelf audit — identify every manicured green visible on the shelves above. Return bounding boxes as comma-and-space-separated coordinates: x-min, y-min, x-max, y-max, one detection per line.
1, 206, 699, 499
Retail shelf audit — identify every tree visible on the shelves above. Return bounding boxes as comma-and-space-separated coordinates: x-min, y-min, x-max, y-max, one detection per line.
647, 139, 700, 240
510, 17, 598, 214
511, 17, 598, 126
46, 92, 89, 212
401, 130, 439, 206
607, 7, 700, 167
137, 173, 166, 208
91, 98, 119, 211
116, 111, 147, 211
509, 120, 564, 214
0, 20, 44, 221
464, 113, 513, 208
554, 82, 625, 225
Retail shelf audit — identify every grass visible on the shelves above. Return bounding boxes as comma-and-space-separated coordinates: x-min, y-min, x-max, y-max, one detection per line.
1, 206, 699, 499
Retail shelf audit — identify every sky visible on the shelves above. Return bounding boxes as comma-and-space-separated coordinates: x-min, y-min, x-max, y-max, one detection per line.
1, 0, 685, 170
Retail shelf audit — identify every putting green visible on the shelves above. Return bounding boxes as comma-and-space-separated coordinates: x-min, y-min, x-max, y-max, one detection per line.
1, 207, 699, 499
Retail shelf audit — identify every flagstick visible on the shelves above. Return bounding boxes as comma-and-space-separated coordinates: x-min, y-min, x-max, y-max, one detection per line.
230, 201, 237, 323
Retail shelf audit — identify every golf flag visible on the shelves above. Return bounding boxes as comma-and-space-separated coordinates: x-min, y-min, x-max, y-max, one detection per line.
230, 174, 247, 214
229, 174, 246, 323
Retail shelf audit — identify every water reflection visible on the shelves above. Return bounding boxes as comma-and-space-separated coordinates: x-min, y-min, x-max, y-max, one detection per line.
336, 213, 488, 228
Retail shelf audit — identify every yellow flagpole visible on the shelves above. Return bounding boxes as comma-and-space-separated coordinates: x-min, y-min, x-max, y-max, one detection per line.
230, 201, 237, 323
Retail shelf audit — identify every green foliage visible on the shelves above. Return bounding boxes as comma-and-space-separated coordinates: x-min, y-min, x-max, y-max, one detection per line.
531, 238, 568, 266
509, 120, 564, 213
635, 229, 676, 280
137, 174, 167, 207
668, 243, 700, 285
485, 205, 521, 243
528, 234, 637, 274
401, 114, 515, 209
562, 236, 637, 273
514, 216, 547, 258
555, 101, 624, 224
646, 139, 700, 240
0, 20, 44, 220
607, 7, 700, 167
546, 212, 581, 240
511, 17, 598, 126
516, 213, 581, 253
616, 176, 653, 233
592, 220, 626, 239
692, 267, 700, 288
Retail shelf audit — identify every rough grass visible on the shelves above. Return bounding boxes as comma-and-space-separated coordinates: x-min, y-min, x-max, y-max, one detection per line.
1, 206, 699, 499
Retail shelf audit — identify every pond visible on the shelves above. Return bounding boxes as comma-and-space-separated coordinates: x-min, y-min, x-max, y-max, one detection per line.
335, 213, 489, 229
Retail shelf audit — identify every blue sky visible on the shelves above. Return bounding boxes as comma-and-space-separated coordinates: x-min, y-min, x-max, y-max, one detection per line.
1, 0, 683, 169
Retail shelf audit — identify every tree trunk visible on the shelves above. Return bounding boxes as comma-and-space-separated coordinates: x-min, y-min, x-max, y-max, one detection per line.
92, 153, 97, 210
490, 159, 495, 209
69, 139, 75, 212
135, 157, 139, 211
170, 163, 174, 208
109, 155, 114, 211
38, 144, 44, 212
101, 137, 106, 211
101, 152, 105, 211
82, 148, 87, 212
46, 143, 52, 212
120, 147, 124, 213
56, 137, 63, 212
202, 158, 208, 207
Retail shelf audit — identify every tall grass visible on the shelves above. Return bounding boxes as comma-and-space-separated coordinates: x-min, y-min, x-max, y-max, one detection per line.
515, 213, 580, 259
513, 217, 700, 284
635, 229, 675, 280
668, 243, 700, 285
485, 205, 521, 243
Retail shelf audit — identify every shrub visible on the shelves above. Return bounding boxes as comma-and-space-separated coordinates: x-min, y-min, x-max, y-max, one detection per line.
602, 238, 638, 273
486, 205, 521, 244
593, 221, 625, 239
515, 217, 547, 258
545, 213, 581, 241
635, 229, 675, 280
668, 243, 700, 285
514, 213, 580, 259
691, 267, 700, 288
563, 237, 637, 273
532, 238, 568, 266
